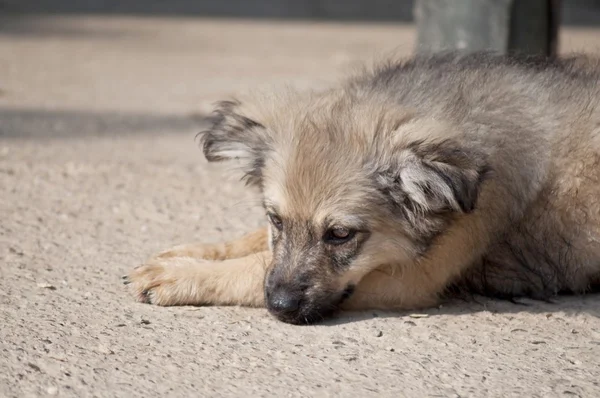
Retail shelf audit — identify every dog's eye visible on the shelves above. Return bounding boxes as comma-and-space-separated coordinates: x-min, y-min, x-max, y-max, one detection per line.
324, 227, 356, 245
268, 213, 283, 231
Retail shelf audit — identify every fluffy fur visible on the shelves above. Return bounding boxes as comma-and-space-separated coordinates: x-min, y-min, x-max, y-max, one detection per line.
125, 52, 600, 324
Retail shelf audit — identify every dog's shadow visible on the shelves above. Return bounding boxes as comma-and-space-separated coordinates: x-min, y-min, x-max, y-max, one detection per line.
323, 293, 600, 326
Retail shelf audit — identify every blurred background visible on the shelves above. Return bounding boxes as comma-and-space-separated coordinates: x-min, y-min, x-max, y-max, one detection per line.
2, 0, 600, 23
0, 0, 599, 139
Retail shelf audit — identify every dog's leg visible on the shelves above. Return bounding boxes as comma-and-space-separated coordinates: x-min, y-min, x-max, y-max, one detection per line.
125, 251, 271, 307
154, 227, 268, 261
343, 221, 488, 311
342, 210, 490, 310
341, 265, 441, 311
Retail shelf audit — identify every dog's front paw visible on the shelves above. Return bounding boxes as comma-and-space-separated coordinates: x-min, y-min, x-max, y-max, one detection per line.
123, 257, 208, 306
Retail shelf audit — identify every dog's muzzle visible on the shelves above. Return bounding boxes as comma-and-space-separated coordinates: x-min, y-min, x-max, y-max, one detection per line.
265, 282, 355, 325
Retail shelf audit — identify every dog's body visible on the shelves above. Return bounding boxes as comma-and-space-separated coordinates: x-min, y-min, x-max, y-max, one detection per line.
126, 52, 600, 324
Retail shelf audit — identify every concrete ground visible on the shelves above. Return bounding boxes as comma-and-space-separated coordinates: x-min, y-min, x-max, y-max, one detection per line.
1, 14, 600, 397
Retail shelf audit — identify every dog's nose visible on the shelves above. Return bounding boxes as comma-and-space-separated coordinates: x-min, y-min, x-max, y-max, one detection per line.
267, 288, 301, 314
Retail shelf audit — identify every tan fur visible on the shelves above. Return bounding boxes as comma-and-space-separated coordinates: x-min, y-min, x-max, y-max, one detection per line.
155, 228, 268, 260
126, 52, 600, 324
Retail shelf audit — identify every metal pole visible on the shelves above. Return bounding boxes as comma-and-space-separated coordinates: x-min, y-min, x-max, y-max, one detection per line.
414, 0, 560, 56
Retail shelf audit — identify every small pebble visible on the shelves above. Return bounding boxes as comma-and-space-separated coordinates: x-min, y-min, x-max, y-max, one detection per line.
47, 386, 58, 396
28, 363, 41, 372
140, 319, 151, 325
375, 330, 383, 337
37, 283, 56, 290
96, 345, 114, 355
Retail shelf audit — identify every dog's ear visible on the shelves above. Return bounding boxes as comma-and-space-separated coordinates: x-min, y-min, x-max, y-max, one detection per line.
377, 139, 491, 215
198, 100, 269, 187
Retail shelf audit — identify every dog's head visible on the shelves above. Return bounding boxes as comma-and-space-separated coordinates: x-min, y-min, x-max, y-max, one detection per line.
200, 92, 490, 324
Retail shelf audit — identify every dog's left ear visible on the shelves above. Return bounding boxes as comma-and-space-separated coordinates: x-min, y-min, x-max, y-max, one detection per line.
198, 100, 270, 187
377, 140, 492, 215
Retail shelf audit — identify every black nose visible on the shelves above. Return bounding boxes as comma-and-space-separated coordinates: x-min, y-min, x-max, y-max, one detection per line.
267, 288, 301, 314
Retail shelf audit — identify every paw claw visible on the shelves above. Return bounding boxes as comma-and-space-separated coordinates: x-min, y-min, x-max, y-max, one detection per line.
145, 289, 155, 304
129, 288, 151, 304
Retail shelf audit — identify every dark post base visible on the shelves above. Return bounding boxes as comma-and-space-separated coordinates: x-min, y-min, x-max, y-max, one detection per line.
414, 0, 560, 56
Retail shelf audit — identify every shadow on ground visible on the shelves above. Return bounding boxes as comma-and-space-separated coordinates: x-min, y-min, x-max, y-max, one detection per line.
326, 294, 600, 326
0, 108, 205, 139
0, 0, 416, 22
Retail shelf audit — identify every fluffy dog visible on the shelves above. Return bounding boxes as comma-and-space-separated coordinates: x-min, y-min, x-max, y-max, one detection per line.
125, 52, 600, 324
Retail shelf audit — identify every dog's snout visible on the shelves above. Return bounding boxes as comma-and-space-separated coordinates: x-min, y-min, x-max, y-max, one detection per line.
267, 288, 301, 314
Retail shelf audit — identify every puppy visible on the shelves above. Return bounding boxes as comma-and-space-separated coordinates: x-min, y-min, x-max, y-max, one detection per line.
125, 52, 600, 324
